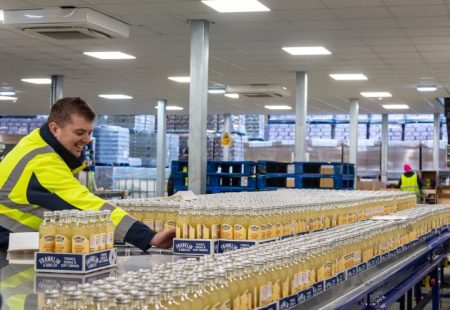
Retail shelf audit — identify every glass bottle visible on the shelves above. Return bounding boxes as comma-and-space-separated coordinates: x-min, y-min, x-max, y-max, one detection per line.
42, 289, 61, 310
39, 212, 56, 252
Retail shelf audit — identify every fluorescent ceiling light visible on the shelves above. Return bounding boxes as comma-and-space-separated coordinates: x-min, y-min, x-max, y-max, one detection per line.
168, 76, 190, 83
360, 92, 392, 98
330, 74, 368, 81
264, 105, 292, 110
208, 88, 226, 94
21, 78, 51, 84
382, 104, 409, 110
99, 94, 133, 100
0, 96, 17, 101
282, 46, 331, 56
83, 51, 136, 60
224, 93, 239, 99
0, 10, 4, 22
202, 0, 270, 13
155, 105, 184, 111
417, 86, 437, 92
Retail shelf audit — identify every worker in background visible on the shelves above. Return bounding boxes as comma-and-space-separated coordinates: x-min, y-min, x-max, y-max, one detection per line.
0, 97, 174, 251
398, 164, 422, 200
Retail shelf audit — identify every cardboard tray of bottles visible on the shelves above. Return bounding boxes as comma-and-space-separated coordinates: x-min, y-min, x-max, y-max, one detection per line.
173, 237, 279, 255
34, 248, 117, 274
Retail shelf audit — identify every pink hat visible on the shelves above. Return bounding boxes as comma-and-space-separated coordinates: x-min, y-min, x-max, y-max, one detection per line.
404, 164, 412, 172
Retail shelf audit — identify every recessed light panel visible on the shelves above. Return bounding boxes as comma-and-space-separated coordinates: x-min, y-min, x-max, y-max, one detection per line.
202, 0, 270, 13
224, 93, 239, 99
0, 96, 17, 101
208, 88, 226, 94
99, 94, 133, 100
155, 105, 184, 111
330, 74, 367, 81
360, 92, 392, 98
83, 52, 136, 60
0, 10, 4, 22
264, 105, 292, 110
417, 86, 437, 92
282, 46, 331, 56
382, 104, 409, 110
168, 76, 190, 83
21, 78, 51, 84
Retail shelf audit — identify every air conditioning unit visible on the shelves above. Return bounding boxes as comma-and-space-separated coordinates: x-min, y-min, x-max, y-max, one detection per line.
2, 7, 129, 40
226, 84, 290, 98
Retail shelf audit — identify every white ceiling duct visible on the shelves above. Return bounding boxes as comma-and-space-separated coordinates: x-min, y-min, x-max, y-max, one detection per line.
226, 84, 290, 98
2, 7, 129, 40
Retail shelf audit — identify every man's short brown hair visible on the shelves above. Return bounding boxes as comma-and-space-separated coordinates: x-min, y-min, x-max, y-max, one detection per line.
48, 97, 96, 126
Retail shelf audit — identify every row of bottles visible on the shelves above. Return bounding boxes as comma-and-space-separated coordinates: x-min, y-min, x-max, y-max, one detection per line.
112, 189, 416, 240
40, 205, 450, 310
39, 210, 115, 254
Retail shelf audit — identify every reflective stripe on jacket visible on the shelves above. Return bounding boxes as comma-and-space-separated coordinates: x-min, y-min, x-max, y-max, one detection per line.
0, 124, 155, 251
400, 173, 421, 197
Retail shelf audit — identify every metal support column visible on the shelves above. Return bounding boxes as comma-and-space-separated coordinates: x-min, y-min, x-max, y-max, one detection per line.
188, 20, 209, 194
381, 114, 388, 182
223, 113, 231, 161
50, 75, 64, 106
434, 113, 440, 171
294, 72, 308, 162
349, 98, 359, 166
156, 99, 167, 197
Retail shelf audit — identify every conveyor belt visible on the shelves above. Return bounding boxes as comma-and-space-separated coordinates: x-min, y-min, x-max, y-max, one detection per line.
294, 232, 450, 310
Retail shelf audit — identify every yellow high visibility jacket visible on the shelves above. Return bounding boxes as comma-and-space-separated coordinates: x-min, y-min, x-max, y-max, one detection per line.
0, 124, 155, 251
400, 173, 421, 198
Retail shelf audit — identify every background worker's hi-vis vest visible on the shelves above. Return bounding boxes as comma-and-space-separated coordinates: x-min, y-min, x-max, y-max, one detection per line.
0, 124, 155, 250
400, 173, 421, 198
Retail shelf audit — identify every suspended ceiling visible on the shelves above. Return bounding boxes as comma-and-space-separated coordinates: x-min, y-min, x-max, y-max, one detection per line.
0, 0, 449, 116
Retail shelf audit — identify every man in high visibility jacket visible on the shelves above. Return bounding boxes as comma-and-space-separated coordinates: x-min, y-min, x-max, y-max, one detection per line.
0, 97, 174, 251
399, 164, 422, 198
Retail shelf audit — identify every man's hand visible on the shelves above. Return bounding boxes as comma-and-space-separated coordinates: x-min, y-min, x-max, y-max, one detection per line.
150, 228, 176, 249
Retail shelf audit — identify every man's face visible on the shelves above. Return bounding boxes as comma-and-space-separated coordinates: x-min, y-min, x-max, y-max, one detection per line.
49, 114, 94, 158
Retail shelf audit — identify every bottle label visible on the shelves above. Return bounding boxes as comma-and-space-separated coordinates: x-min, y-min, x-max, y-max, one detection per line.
248, 225, 261, 240
266, 282, 273, 302
181, 224, 189, 239
282, 275, 290, 297
233, 296, 240, 310
240, 290, 248, 310
164, 220, 176, 230
220, 299, 231, 310
221, 224, 233, 239
143, 219, 154, 230
72, 235, 89, 253
196, 224, 203, 239
259, 285, 266, 306
272, 280, 280, 301
343, 253, 354, 269
106, 232, 114, 249
154, 220, 163, 233
211, 224, 220, 239
274, 222, 282, 236
89, 234, 97, 252
265, 223, 272, 238
55, 235, 70, 253
39, 234, 55, 252
188, 224, 196, 239
233, 224, 246, 240
98, 233, 106, 250
202, 224, 210, 239
260, 224, 267, 239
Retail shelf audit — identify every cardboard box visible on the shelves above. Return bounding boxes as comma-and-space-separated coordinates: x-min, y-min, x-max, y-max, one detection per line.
320, 178, 334, 188
320, 165, 335, 175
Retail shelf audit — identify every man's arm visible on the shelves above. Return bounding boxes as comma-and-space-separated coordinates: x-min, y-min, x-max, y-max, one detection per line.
28, 153, 173, 250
